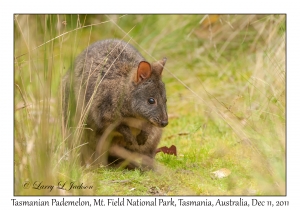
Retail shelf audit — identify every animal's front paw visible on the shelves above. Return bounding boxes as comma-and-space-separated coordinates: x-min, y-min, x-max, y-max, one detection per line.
136, 130, 148, 145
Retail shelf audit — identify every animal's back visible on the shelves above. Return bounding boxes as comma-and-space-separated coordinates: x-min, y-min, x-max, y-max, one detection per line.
74, 39, 144, 80
72, 39, 145, 112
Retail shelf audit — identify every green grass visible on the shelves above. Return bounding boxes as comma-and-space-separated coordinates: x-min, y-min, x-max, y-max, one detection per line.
14, 14, 285, 195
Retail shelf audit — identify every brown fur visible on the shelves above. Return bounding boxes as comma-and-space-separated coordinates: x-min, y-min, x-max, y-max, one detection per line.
62, 39, 168, 170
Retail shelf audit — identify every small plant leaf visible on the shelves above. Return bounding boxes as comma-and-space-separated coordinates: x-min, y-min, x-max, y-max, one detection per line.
156, 145, 177, 156
210, 168, 231, 179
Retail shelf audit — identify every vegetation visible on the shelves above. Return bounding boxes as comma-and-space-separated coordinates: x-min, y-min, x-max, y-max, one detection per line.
14, 14, 285, 195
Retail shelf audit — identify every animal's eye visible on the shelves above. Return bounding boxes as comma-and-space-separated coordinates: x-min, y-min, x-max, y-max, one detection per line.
148, 98, 156, 104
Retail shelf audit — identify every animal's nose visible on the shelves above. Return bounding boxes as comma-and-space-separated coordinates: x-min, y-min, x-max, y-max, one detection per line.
161, 120, 168, 127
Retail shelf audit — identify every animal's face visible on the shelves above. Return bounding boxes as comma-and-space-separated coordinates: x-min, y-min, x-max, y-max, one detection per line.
131, 76, 168, 128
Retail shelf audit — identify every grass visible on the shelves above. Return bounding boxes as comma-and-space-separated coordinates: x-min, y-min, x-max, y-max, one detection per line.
14, 14, 285, 195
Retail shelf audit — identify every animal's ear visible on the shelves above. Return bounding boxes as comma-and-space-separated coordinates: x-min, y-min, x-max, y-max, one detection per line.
135, 61, 152, 83
152, 57, 167, 76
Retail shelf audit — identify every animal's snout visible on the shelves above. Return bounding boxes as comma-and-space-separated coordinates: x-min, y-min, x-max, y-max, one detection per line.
161, 120, 168, 127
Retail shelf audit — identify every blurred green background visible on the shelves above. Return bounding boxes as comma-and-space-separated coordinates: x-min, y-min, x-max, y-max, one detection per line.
14, 14, 285, 195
